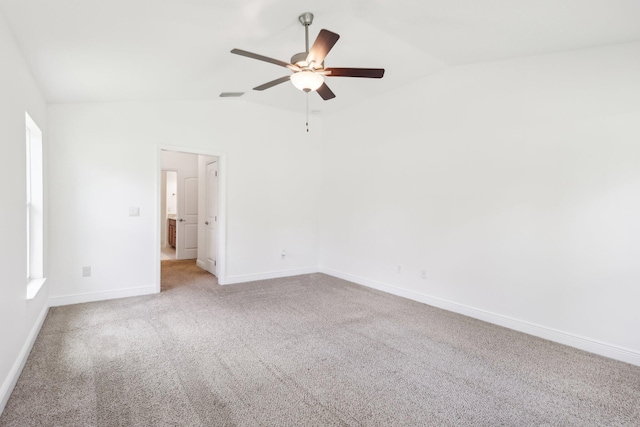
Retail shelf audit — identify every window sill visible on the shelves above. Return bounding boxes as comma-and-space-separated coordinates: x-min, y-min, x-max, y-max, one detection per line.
27, 278, 47, 300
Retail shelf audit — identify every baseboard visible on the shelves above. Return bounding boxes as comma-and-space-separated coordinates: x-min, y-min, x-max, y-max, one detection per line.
49, 285, 158, 307
0, 302, 49, 415
319, 267, 640, 367
221, 266, 320, 285
196, 259, 206, 270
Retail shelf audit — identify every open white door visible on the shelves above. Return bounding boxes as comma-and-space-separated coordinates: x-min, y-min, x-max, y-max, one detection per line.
204, 161, 218, 275
176, 175, 198, 259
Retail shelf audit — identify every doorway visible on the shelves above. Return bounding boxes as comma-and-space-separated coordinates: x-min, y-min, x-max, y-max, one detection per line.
158, 148, 225, 289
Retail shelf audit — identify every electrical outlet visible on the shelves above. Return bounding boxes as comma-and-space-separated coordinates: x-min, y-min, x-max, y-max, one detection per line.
421, 270, 427, 279
128, 207, 140, 216
82, 266, 91, 277
396, 265, 402, 273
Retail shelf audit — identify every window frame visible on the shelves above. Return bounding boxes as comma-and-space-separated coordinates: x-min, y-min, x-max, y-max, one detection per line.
25, 112, 45, 299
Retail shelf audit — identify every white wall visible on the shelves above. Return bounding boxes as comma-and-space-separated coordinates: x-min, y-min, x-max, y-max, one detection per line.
0, 12, 49, 413
320, 42, 640, 363
47, 100, 322, 302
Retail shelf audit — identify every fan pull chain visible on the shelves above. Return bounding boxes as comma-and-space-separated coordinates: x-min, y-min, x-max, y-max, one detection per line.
306, 93, 309, 133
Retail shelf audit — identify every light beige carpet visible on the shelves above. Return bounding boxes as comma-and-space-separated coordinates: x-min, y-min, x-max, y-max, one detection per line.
1, 260, 639, 426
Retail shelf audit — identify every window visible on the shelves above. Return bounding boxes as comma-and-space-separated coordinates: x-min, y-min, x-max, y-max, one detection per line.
26, 112, 45, 299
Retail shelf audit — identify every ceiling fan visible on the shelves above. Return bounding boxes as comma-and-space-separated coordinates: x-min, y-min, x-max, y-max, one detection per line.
231, 12, 385, 100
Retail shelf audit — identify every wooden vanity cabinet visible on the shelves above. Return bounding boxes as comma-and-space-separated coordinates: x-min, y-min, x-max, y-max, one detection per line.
168, 218, 176, 248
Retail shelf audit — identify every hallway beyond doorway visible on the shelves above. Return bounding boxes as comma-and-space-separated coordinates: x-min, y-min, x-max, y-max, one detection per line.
161, 246, 176, 261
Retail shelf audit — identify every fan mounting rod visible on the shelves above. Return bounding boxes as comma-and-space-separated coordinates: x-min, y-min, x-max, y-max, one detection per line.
298, 12, 314, 52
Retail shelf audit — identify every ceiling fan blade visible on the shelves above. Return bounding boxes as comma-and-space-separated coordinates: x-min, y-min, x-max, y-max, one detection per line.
306, 29, 340, 66
253, 76, 291, 91
231, 49, 298, 71
325, 68, 385, 78
316, 82, 336, 100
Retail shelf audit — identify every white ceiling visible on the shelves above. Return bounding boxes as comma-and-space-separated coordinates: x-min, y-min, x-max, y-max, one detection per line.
1, 0, 639, 113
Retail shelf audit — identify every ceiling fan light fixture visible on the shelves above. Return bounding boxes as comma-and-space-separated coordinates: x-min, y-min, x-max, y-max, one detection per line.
290, 70, 324, 92
230, 13, 384, 102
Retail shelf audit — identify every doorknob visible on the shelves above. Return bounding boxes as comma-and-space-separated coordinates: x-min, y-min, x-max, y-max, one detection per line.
205, 221, 209, 225
179, 218, 184, 222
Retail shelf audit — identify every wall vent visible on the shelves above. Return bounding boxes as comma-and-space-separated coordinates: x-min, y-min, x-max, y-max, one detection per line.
219, 92, 245, 98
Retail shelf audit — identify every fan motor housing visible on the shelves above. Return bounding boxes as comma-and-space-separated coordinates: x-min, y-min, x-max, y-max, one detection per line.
291, 52, 307, 66
291, 52, 323, 69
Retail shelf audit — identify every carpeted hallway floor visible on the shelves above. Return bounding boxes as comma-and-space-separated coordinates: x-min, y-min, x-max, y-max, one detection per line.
1, 260, 639, 426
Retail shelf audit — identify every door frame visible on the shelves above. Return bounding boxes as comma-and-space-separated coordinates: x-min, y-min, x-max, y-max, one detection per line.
156, 146, 227, 291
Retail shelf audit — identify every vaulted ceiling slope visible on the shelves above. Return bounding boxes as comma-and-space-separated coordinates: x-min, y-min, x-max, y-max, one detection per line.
1, 0, 639, 113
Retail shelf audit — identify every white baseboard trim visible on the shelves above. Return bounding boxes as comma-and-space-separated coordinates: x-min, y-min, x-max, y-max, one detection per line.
196, 259, 206, 270
0, 302, 49, 415
320, 267, 640, 367
221, 266, 320, 285
49, 285, 158, 307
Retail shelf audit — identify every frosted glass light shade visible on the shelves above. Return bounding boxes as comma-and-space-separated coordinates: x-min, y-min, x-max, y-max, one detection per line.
290, 71, 324, 92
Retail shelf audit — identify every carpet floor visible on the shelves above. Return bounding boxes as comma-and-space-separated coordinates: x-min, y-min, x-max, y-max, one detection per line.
1, 260, 639, 426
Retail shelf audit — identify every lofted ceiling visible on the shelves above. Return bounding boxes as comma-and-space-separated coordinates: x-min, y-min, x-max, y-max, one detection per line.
1, 0, 639, 114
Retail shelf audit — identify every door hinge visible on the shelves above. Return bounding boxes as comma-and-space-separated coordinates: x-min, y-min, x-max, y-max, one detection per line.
215, 171, 218, 177
215, 215, 217, 221
214, 260, 217, 266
